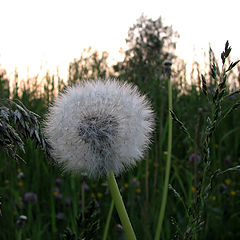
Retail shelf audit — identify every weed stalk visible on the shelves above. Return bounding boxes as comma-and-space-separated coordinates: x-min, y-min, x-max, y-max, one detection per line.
155, 61, 173, 240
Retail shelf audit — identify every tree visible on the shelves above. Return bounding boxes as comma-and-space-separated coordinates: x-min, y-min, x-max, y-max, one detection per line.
68, 47, 112, 84
114, 14, 179, 87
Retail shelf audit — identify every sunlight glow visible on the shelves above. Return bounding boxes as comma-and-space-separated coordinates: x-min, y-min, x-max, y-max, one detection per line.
0, 0, 239, 81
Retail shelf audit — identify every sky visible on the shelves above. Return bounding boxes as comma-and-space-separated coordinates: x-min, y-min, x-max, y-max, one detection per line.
0, 0, 239, 81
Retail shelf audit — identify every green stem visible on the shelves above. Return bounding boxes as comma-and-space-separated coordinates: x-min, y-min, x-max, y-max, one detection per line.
155, 73, 173, 240
107, 171, 137, 240
102, 199, 114, 240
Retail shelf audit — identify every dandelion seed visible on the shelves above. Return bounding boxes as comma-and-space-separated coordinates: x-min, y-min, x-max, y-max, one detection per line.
44, 79, 154, 178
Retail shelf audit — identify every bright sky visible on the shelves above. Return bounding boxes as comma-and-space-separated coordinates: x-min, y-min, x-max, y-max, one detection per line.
0, 0, 239, 80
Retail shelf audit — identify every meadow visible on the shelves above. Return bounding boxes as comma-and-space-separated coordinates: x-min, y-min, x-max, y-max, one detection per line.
0, 41, 240, 240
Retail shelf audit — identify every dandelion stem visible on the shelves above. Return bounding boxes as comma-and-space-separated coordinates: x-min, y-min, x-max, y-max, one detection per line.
103, 199, 114, 240
107, 171, 137, 240
155, 69, 173, 240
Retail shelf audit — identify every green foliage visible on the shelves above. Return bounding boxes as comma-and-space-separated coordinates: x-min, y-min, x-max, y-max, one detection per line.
0, 16, 240, 240
114, 15, 178, 88
62, 200, 100, 240
170, 41, 240, 239
68, 47, 112, 84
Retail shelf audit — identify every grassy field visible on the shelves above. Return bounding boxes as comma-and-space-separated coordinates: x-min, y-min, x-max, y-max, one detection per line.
0, 46, 240, 240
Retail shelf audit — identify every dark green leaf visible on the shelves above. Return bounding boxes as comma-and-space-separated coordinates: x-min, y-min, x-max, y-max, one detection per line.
224, 40, 231, 58
201, 74, 207, 96
225, 40, 229, 53
226, 60, 240, 72
228, 90, 240, 98
213, 88, 219, 103
221, 52, 225, 65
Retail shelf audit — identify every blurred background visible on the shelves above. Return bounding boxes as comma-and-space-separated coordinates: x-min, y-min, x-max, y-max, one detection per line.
0, 0, 240, 239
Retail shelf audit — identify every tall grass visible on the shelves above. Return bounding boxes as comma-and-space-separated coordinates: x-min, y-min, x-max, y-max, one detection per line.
0, 44, 240, 240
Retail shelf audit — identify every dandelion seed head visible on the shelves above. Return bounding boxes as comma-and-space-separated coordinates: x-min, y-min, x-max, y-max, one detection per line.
44, 79, 154, 178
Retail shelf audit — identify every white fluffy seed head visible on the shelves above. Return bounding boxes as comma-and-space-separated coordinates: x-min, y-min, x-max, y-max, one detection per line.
44, 79, 155, 178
